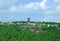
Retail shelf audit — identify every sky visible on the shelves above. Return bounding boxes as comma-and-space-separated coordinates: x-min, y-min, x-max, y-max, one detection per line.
0, 0, 60, 22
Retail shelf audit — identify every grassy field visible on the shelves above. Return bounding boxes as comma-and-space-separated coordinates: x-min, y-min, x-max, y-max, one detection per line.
0, 22, 60, 41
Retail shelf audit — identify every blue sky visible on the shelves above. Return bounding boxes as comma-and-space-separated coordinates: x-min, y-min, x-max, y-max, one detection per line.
0, 0, 60, 22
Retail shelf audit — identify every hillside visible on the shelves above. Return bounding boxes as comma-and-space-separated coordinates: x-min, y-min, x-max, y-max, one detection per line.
0, 22, 60, 41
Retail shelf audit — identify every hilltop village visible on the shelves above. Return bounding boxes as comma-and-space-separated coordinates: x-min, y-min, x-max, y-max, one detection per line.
0, 18, 60, 41
0, 18, 60, 32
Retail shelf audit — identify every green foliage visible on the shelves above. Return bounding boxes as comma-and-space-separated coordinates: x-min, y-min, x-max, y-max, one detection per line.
0, 24, 60, 41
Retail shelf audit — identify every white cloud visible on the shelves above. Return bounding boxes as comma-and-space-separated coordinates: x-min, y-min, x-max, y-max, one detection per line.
1, 0, 59, 16
9, 0, 48, 12
25, 2, 39, 10
8, 3, 38, 12
18, 2, 40, 10
39, 0, 48, 9
0, 0, 50, 14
